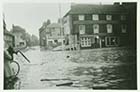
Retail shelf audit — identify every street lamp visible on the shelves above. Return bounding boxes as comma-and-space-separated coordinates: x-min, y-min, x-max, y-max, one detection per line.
96, 36, 99, 39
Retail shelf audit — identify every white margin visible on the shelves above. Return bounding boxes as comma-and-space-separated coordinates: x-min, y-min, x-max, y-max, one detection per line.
0, 0, 139, 92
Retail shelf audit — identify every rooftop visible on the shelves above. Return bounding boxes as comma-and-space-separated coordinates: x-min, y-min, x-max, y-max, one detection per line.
64, 4, 128, 17
47, 23, 63, 28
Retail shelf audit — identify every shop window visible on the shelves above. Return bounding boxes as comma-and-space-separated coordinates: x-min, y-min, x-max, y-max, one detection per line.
110, 38, 115, 45
106, 37, 119, 46
81, 37, 91, 47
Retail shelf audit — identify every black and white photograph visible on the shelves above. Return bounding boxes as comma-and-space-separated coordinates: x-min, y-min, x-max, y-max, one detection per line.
2, 0, 138, 91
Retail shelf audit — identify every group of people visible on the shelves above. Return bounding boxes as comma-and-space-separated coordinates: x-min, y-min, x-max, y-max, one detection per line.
4, 44, 19, 89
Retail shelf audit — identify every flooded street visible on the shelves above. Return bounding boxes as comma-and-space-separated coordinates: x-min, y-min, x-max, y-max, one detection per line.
15, 47, 137, 89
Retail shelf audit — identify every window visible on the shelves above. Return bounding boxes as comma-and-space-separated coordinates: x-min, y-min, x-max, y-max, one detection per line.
79, 25, 85, 34
120, 15, 126, 20
48, 41, 53, 44
54, 40, 58, 43
80, 37, 91, 47
107, 24, 112, 33
93, 24, 99, 33
106, 15, 112, 20
121, 24, 127, 33
78, 15, 85, 20
92, 14, 99, 20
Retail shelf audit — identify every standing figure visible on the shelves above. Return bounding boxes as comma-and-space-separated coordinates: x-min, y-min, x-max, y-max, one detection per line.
4, 45, 18, 89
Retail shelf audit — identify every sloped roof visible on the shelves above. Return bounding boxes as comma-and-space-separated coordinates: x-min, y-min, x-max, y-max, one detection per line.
64, 4, 128, 16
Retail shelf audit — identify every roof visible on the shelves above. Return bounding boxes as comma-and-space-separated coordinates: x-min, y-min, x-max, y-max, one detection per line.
64, 4, 128, 17
47, 23, 62, 28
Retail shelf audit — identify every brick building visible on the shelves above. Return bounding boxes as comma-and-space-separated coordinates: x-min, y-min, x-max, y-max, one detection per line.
63, 3, 136, 49
39, 22, 65, 49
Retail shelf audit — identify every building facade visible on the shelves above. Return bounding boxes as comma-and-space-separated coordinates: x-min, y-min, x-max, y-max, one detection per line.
46, 23, 65, 48
63, 3, 136, 49
11, 25, 26, 48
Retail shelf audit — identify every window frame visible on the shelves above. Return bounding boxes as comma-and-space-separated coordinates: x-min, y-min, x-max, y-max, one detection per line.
107, 24, 113, 33
78, 15, 85, 20
106, 15, 112, 20
92, 14, 99, 20
80, 37, 91, 47
79, 25, 85, 34
121, 24, 127, 33
93, 24, 99, 33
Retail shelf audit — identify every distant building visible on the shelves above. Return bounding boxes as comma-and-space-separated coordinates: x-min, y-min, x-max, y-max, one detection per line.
63, 3, 136, 50
46, 23, 65, 48
39, 22, 48, 47
30, 34, 39, 46
11, 25, 26, 48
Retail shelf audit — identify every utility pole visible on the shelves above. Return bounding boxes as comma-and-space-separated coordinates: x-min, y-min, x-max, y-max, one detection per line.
58, 3, 64, 50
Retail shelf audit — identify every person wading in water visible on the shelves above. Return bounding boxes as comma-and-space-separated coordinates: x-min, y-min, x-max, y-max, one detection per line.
4, 44, 19, 89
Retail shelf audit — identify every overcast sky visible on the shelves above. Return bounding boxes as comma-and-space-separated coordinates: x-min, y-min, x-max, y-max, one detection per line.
3, 2, 114, 38
3, 3, 71, 38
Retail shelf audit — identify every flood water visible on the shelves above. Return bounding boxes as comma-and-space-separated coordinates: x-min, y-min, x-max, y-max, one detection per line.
14, 47, 137, 89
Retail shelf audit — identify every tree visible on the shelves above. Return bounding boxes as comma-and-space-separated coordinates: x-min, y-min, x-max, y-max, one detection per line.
25, 33, 31, 46
30, 34, 39, 46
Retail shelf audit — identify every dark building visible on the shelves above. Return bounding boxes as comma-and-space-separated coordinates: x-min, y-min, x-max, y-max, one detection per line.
63, 3, 136, 49
3, 19, 15, 48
